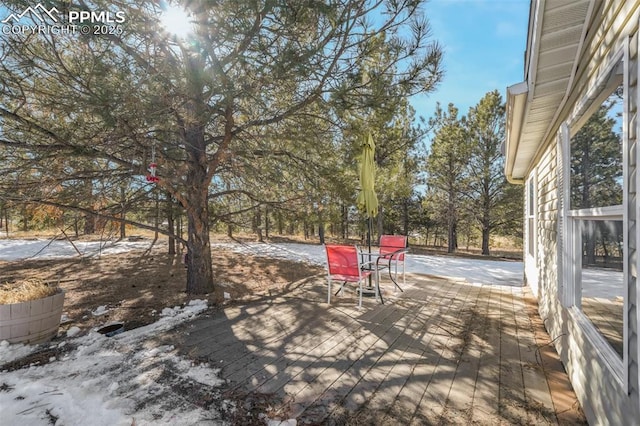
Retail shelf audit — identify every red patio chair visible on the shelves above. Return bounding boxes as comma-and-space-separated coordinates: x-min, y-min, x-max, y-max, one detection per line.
324, 244, 375, 308
378, 235, 408, 291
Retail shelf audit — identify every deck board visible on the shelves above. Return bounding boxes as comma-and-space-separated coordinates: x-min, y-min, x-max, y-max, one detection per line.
165, 273, 586, 425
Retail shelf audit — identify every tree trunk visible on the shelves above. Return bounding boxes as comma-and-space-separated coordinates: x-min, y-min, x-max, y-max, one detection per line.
254, 207, 263, 242
120, 186, 127, 239
166, 192, 176, 255
21, 205, 28, 232
277, 211, 284, 235
83, 212, 95, 234
183, 96, 215, 295
176, 210, 182, 242
185, 197, 214, 294
480, 200, 491, 255
341, 204, 347, 239
601, 235, 609, 265
481, 226, 490, 256
153, 191, 159, 243
447, 190, 457, 253
402, 199, 409, 236
318, 208, 325, 244
3, 207, 7, 237
448, 221, 457, 253
83, 180, 95, 235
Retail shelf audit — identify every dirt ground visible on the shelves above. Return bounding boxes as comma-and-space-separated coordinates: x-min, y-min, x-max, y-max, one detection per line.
0, 236, 324, 338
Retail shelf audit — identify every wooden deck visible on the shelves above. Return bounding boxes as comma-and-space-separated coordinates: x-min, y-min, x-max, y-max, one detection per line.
167, 274, 586, 425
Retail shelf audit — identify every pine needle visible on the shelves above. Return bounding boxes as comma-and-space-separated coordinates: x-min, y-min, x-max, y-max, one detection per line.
0, 278, 60, 304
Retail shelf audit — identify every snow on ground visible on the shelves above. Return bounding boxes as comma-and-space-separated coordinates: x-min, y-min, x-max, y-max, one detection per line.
1, 238, 615, 297
213, 242, 327, 267
0, 238, 151, 261
581, 267, 624, 298
0, 238, 525, 287
0, 238, 619, 424
213, 241, 623, 297
0, 300, 225, 425
213, 241, 525, 287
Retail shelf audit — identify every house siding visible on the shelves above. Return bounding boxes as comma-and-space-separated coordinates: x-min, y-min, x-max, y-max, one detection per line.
534, 146, 558, 325
524, 1, 640, 423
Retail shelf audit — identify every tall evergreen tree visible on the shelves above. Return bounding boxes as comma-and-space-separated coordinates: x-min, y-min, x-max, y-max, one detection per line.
425, 103, 470, 253
466, 90, 519, 255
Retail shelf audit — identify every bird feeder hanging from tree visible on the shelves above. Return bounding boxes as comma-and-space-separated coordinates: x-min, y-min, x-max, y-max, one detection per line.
146, 144, 160, 183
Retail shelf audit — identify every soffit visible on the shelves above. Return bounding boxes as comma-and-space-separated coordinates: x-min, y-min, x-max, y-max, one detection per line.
506, 0, 592, 181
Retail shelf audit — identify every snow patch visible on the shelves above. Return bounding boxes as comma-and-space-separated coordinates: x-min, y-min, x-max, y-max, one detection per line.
66, 327, 81, 337
0, 300, 216, 425
91, 305, 109, 316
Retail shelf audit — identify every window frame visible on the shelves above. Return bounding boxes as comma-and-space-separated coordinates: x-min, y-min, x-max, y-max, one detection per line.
524, 172, 539, 296
526, 174, 537, 259
561, 41, 629, 392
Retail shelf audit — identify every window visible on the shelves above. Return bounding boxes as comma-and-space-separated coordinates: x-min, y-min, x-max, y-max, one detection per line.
570, 86, 623, 211
566, 55, 625, 362
579, 219, 624, 356
527, 177, 535, 258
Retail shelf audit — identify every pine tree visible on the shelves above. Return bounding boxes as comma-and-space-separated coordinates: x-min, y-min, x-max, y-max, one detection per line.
0, 1, 444, 294
425, 103, 470, 253
466, 90, 521, 255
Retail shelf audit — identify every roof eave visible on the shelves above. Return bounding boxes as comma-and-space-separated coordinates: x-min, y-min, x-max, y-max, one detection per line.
505, 81, 529, 184
504, 0, 592, 183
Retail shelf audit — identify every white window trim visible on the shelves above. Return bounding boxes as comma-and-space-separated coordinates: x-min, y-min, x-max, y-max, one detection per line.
525, 173, 537, 293
561, 39, 629, 393
567, 204, 623, 219
527, 174, 537, 258
559, 123, 570, 306
623, 33, 630, 395
634, 23, 640, 401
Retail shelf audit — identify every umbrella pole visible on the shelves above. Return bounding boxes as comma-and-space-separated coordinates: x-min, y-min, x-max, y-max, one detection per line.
367, 216, 373, 289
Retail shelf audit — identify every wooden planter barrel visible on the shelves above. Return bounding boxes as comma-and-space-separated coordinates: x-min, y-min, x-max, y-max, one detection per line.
0, 291, 65, 344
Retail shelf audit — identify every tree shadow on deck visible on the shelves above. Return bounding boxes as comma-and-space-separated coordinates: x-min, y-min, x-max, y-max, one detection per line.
162, 274, 586, 425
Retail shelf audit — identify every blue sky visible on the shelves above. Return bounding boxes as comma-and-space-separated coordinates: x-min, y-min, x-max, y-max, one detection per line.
410, 0, 530, 120
0, 0, 529, 121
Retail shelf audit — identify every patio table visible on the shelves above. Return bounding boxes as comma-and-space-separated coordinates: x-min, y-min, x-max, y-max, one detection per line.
357, 250, 385, 304
358, 247, 409, 305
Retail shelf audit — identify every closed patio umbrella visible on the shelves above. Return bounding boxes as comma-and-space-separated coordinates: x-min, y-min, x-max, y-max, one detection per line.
356, 132, 378, 291
356, 132, 378, 220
